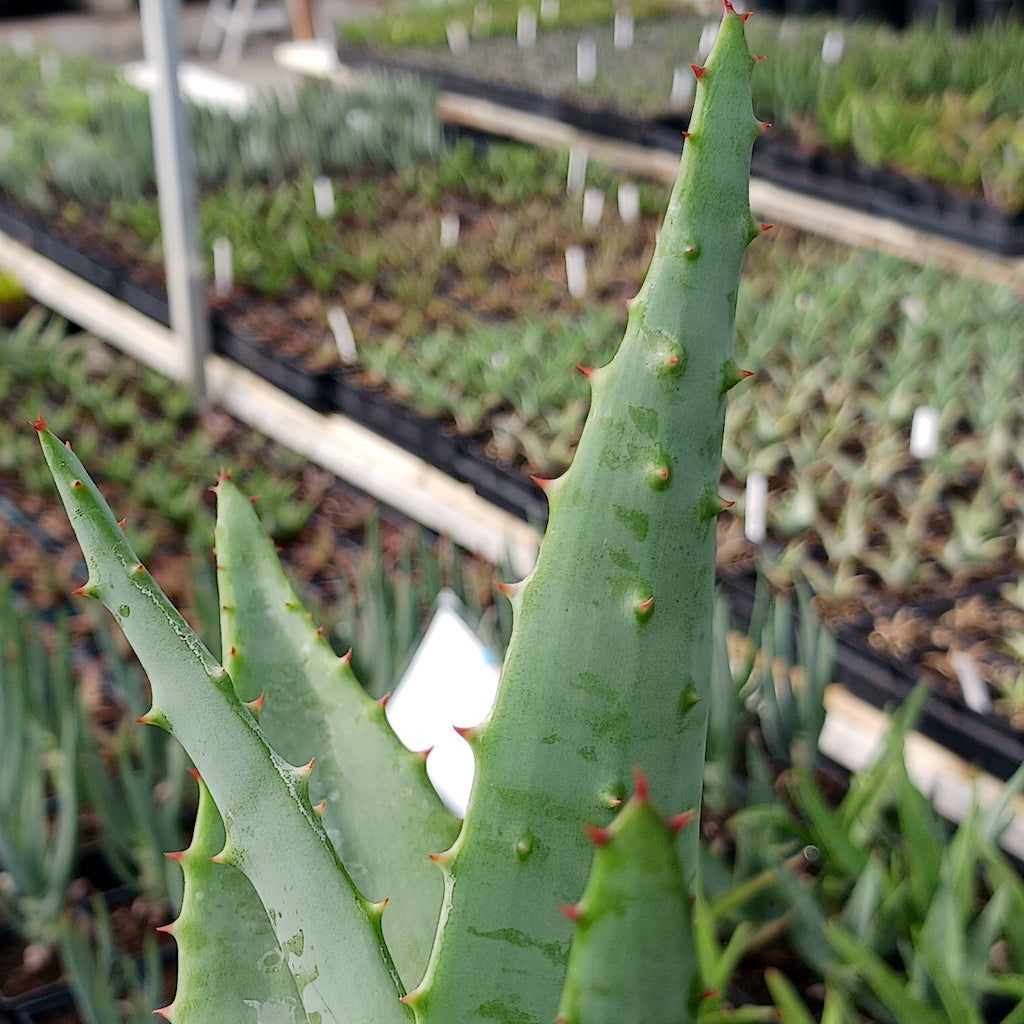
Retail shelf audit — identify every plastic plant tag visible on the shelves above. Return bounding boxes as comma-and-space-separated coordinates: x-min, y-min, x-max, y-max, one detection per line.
697, 23, 719, 62
385, 591, 501, 817
821, 29, 845, 66
10, 32, 33, 57
540, 0, 559, 21
900, 294, 926, 327
313, 176, 335, 218
910, 406, 939, 459
950, 649, 992, 715
745, 471, 767, 544
582, 187, 604, 228
567, 147, 588, 195
517, 7, 537, 47
617, 182, 640, 224
671, 66, 695, 110
328, 306, 357, 363
212, 237, 233, 295
447, 20, 470, 54
39, 51, 60, 82
565, 246, 587, 299
473, 2, 492, 35
576, 36, 597, 84
440, 212, 461, 249
614, 9, 634, 49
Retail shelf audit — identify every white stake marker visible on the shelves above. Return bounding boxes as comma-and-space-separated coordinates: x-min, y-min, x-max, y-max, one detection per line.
440, 212, 461, 249
745, 472, 767, 544
566, 147, 588, 196
540, 0, 559, 21
617, 181, 640, 224
39, 51, 60, 82
328, 307, 357, 364
517, 7, 537, 47
697, 22, 719, 62
614, 9, 634, 49
951, 649, 992, 715
446, 20, 470, 54
565, 246, 587, 299
821, 29, 845, 66
910, 406, 939, 459
313, 176, 335, 219
582, 186, 604, 228
670, 66, 695, 110
577, 36, 597, 84
212, 237, 233, 295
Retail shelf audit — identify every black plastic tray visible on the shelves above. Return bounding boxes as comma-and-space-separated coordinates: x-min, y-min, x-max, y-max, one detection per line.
338, 47, 1024, 256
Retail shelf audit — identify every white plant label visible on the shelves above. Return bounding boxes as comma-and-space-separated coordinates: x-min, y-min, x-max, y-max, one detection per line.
566, 146, 588, 195
328, 306, 357, 364
517, 7, 537, 47
697, 22, 719, 62
821, 29, 845, 66
745, 471, 767, 544
565, 246, 587, 299
910, 405, 940, 459
10, 32, 33, 57
446, 20, 470, 54
39, 51, 60, 82
577, 36, 597, 84
540, 0, 559, 21
614, 9, 634, 49
900, 294, 926, 327
386, 592, 501, 817
670, 66, 695, 110
950, 649, 991, 715
440, 212, 461, 249
617, 181, 640, 224
473, 2, 492, 35
582, 186, 604, 228
313, 176, 335, 218
212, 237, 233, 295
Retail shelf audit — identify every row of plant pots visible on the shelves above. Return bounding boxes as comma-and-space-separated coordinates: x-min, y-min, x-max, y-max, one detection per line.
2, 480, 1021, 1023
331, 46, 1024, 256
3, 193, 1022, 795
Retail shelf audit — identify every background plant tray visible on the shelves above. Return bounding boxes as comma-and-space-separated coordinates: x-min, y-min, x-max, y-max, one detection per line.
335, 47, 1024, 257
720, 572, 1024, 782
1, 189, 1021, 784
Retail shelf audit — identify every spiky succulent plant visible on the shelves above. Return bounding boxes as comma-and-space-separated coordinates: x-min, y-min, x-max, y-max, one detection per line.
36, 4, 764, 1021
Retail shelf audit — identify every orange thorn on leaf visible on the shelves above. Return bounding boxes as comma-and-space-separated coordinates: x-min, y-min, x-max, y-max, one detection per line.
667, 810, 696, 833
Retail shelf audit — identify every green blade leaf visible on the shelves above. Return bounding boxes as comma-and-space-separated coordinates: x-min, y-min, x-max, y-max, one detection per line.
37, 425, 410, 1024
165, 774, 308, 1023
213, 476, 460, 986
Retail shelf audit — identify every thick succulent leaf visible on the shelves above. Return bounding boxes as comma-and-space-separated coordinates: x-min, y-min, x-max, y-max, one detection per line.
213, 476, 460, 986
412, 8, 763, 1021
164, 774, 307, 1024
37, 425, 410, 1024
556, 774, 697, 1024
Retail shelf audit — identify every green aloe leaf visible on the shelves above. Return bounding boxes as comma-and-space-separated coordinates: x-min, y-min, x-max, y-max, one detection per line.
37, 424, 410, 1024
212, 476, 460, 986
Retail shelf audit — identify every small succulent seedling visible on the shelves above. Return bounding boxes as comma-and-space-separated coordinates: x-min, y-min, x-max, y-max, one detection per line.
37, 4, 764, 1021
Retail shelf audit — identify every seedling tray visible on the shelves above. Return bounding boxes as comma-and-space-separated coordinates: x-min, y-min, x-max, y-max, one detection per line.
336, 47, 1024, 256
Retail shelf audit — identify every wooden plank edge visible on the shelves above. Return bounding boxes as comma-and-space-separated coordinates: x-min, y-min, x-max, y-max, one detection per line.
274, 43, 1024, 294
821, 683, 1024, 859
7, 224, 1021, 854
0, 228, 540, 576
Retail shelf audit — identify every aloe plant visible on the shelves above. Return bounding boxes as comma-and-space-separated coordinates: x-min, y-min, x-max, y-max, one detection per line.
36, 4, 764, 1020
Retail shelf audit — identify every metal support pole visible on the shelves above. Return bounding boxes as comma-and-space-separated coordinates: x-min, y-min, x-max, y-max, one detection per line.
139, 0, 211, 404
